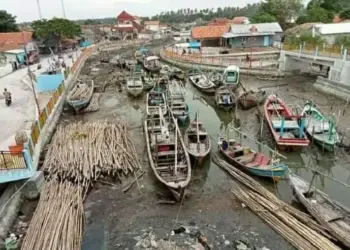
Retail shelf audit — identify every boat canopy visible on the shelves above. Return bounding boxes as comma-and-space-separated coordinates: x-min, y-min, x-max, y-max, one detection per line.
146, 56, 159, 61
138, 47, 149, 53
224, 65, 240, 73
189, 42, 200, 49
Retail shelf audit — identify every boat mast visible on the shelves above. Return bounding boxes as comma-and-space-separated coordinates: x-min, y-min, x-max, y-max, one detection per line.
174, 118, 178, 176
196, 110, 200, 152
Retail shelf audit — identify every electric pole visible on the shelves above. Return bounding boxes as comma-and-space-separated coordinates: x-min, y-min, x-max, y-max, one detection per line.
61, 0, 66, 18
36, 0, 43, 19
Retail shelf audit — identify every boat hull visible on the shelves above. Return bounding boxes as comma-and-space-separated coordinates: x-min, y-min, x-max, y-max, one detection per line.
189, 75, 217, 94
144, 66, 161, 73
127, 88, 143, 97
67, 80, 94, 113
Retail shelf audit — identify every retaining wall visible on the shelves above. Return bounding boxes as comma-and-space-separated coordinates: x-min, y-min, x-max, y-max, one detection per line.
314, 76, 350, 101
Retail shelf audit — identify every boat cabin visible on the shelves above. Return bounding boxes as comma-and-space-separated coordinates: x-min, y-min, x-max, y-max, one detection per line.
145, 56, 160, 67
148, 92, 165, 105
223, 65, 240, 85
128, 76, 143, 88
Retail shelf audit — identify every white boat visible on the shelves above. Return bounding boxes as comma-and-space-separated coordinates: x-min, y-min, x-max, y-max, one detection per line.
208, 71, 223, 86
144, 109, 191, 201
160, 65, 172, 76
184, 111, 211, 163
143, 56, 161, 73
215, 86, 236, 111
188, 68, 216, 94
126, 75, 143, 97
168, 81, 189, 122
147, 91, 167, 116
223, 65, 240, 90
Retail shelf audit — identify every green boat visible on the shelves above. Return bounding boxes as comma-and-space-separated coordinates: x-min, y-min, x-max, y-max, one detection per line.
142, 74, 157, 91
301, 102, 339, 151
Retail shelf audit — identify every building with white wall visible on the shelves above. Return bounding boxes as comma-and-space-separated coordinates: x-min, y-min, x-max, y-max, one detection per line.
312, 23, 350, 44
144, 21, 160, 32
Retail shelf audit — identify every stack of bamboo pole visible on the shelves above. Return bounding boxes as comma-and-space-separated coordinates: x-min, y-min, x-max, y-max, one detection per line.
21, 180, 84, 250
212, 154, 340, 249
69, 83, 90, 100
42, 120, 141, 187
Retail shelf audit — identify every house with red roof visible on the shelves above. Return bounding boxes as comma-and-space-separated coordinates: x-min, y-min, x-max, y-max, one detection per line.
191, 25, 229, 47
114, 10, 143, 40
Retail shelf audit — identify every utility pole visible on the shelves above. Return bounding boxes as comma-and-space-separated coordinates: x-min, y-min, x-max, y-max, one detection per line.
61, 0, 67, 18
22, 31, 41, 117
36, 0, 43, 19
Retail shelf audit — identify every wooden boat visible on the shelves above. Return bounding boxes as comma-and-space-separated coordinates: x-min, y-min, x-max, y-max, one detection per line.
67, 79, 94, 113
143, 56, 161, 73
237, 88, 266, 110
126, 75, 143, 97
152, 76, 169, 94
223, 65, 240, 90
125, 59, 138, 71
208, 71, 223, 86
218, 136, 288, 181
301, 102, 338, 152
160, 65, 172, 76
215, 86, 236, 111
188, 69, 216, 94
170, 67, 185, 80
147, 91, 167, 116
167, 81, 189, 122
144, 110, 191, 201
142, 74, 157, 91
289, 173, 350, 248
135, 47, 150, 63
264, 94, 310, 150
184, 111, 211, 163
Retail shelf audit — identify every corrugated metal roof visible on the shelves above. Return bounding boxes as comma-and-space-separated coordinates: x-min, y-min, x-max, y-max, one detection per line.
223, 32, 275, 38
229, 23, 283, 34
314, 23, 350, 35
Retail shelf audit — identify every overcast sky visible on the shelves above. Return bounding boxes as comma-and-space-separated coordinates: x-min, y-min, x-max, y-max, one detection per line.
3, 0, 262, 22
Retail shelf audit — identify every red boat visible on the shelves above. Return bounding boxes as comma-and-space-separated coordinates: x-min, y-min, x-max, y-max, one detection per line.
264, 94, 309, 151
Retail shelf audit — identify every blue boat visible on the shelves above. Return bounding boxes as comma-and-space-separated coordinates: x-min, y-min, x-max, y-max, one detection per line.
67, 79, 94, 113
217, 137, 288, 182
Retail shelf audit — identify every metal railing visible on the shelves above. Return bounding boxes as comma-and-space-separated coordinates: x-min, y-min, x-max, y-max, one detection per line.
283, 43, 349, 59
0, 151, 27, 170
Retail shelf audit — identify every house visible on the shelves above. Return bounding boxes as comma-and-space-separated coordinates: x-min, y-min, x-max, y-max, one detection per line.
144, 21, 160, 32
222, 23, 283, 48
115, 10, 143, 40
159, 24, 170, 34
138, 30, 154, 40
312, 23, 350, 44
208, 18, 232, 26
232, 16, 250, 24
0, 32, 35, 52
191, 25, 229, 47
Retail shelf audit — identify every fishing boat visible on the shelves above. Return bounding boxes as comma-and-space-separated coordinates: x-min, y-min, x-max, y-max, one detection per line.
184, 111, 211, 163
144, 109, 191, 201
215, 86, 236, 111
126, 75, 143, 97
264, 94, 310, 150
143, 56, 161, 73
289, 173, 350, 248
170, 67, 185, 81
188, 68, 217, 94
135, 47, 149, 63
147, 91, 167, 116
167, 81, 189, 122
152, 76, 169, 94
125, 59, 138, 71
67, 79, 94, 113
208, 71, 223, 86
218, 136, 288, 181
142, 74, 157, 91
237, 88, 266, 110
223, 65, 240, 90
301, 102, 338, 151
160, 65, 172, 76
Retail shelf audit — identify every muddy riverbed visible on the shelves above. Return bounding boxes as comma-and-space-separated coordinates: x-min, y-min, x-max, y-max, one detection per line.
60, 43, 350, 250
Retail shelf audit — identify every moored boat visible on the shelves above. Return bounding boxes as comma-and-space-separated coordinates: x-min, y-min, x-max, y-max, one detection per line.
208, 70, 223, 86
126, 75, 143, 97
160, 65, 172, 76
223, 65, 240, 90
301, 102, 338, 152
184, 111, 211, 163
142, 74, 157, 91
167, 81, 189, 123
152, 76, 169, 95
264, 94, 310, 150
144, 110, 191, 201
237, 88, 266, 110
188, 68, 216, 94
289, 173, 350, 248
143, 56, 161, 73
215, 86, 236, 111
67, 79, 94, 113
147, 91, 167, 116
218, 136, 288, 181
170, 67, 185, 80
135, 47, 150, 63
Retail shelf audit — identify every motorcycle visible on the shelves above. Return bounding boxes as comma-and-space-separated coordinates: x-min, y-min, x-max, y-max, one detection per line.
5, 96, 11, 106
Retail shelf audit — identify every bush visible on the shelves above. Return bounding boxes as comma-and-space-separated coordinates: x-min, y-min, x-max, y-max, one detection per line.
335, 35, 350, 47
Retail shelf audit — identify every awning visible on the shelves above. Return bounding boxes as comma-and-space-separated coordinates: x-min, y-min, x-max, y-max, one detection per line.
189, 41, 200, 49
222, 32, 275, 38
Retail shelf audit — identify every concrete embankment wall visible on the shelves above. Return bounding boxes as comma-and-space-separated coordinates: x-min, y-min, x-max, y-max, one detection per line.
314, 76, 350, 101
159, 50, 284, 76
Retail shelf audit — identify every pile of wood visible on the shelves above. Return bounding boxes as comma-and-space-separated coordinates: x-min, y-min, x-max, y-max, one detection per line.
69, 83, 90, 101
42, 120, 141, 187
21, 180, 84, 250
212, 154, 340, 250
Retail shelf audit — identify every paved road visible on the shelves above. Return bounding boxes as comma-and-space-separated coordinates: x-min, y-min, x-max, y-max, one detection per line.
0, 51, 80, 150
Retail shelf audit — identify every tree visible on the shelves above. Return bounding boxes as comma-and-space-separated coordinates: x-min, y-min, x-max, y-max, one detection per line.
32, 18, 81, 40
339, 8, 350, 20
0, 10, 19, 32
296, 4, 332, 24
251, 12, 277, 23
335, 35, 350, 46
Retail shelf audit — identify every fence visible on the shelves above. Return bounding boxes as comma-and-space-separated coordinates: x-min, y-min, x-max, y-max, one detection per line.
163, 49, 279, 69
283, 43, 349, 59
0, 151, 27, 170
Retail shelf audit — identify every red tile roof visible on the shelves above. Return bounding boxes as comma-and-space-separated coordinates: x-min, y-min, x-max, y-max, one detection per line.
191, 25, 229, 39
117, 11, 136, 21
0, 32, 33, 52
232, 16, 247, 24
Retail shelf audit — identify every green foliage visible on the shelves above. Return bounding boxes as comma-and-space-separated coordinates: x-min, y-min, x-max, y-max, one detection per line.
250, 12, 277, 23
339, 8, 350, 20
84, 19, 101, 25
296, 4, 332, 24
286, 31, 325, 45
32, 18, 82, 40
0, 10, 19, 32
335, 35, 350, 46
